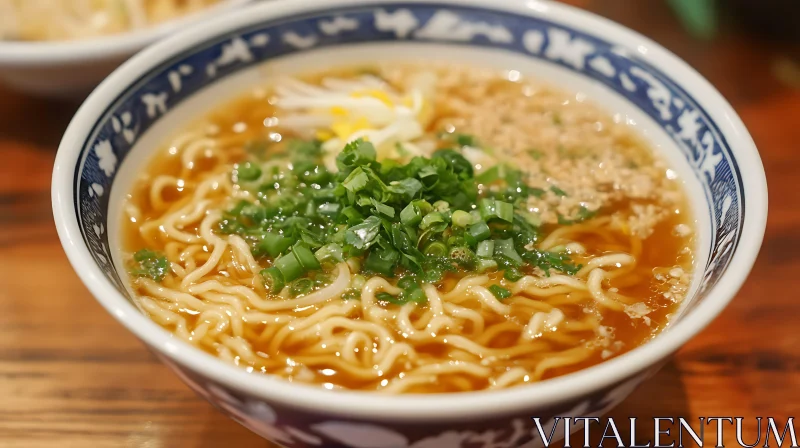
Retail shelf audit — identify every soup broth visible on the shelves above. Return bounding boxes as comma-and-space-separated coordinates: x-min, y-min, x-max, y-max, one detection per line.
122, 63, 695, 393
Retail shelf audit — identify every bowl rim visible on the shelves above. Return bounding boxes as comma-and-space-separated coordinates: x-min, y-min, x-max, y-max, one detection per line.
52, 0, 767, 421
0, 0, 250, 65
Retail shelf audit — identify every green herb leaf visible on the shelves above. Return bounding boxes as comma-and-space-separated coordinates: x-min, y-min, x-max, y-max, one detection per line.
345, 216, 382, 250
336, 139, 376, 173
489, 285, 512, 300
130, 249, 169, 282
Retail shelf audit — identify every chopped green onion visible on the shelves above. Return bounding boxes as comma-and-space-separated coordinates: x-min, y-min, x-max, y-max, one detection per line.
467, 221, 491, 242
420, 212, 446, 230
477, 258, 498, 272
315, 243, 344, 263
433, 200, 450, 212
456, 133, 476, 147
298, 165, 330, 184
413, 200, 433, 216
529, 187, 546, 198
432, 149, 474, 180
475, 166, 500, 184
343, 168, 369, 193
336, 139, 376, 173
476, 240, 495, 258
479, 198, 513, 222
289, 278, 314, 297
350, 274, 366, 290
313, 273, 333, 287
404, 287, 427, 303
241, 204, 266, 223
342, 289, 361, 300
258, 232, 292, 258
489, 284, 512, 300
293, 245, 321, 271
275, 253, 303, 282
504, 267, 524, 282
451, 210, 473, 227
130, 249, 169, 282
345, 216, 382, 250
236, 161, 262, 182
494, 238, 524, 263
396, 277, 427, 304
371, 199, 395, 218
373, 201, 394, 218
423, 241, 448, 257
218, 136, 584, 289
449, 246, 476, 268
496, 201, 514, 222
376, 291, 404, 305
518, 210, 542, 228
364, 247, 399, 277
260, 267, 285, 293
422, 268, 443, 283
347, 257, 361, 273
446, 235, 465, 248
341, 206, 364, 225
397, 276, 418, 290
317, 202, 341, 216
400, 203, 422, 226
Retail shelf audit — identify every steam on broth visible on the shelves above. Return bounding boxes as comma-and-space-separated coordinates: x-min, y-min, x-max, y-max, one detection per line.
122, 63, 695, 393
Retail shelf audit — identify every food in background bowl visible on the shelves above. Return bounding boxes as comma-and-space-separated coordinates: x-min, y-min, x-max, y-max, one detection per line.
123, 63, 696, 393
0, 0, 248, 97
0, 0, 224, 41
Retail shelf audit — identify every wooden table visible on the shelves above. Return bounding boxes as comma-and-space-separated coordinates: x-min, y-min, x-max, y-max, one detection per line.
1, 2, 797, 447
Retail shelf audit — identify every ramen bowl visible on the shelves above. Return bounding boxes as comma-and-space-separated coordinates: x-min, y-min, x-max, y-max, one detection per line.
0, 0, 250, 98
52, 0, 767, 446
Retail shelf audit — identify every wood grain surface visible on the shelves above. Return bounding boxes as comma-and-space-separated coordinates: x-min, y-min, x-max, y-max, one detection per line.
0, 1, 797, 447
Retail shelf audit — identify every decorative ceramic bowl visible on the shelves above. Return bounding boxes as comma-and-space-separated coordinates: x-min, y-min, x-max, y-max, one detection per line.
52, 0, 767, 446
0, 0, 250, 98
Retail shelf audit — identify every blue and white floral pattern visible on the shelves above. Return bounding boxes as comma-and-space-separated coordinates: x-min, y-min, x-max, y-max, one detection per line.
73, 4, 744, 446
161, 352, 654, 448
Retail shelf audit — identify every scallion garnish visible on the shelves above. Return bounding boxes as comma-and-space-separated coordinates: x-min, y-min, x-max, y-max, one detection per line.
494, 238, 523, 264
129, 249, 169, 282
260, 267, 285, 293
236, 161, 262, 182
451, 210, 473, 227
400, 202, 422, 226
289, 278, 314, 297
479, 198, 513, 223
467, 221, 491, 242
275, 252, 304, 282
489, 285, 512, 300
423, 241, 448, 257
193, 137, 583, 305
476, 240, 495, 259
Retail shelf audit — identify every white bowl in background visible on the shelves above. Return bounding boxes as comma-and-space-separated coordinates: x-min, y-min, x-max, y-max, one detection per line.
52, 0, 767, 446
0, 0, 251, 98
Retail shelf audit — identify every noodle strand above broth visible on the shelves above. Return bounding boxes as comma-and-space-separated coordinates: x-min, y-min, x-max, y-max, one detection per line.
122, 63, 695, 393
